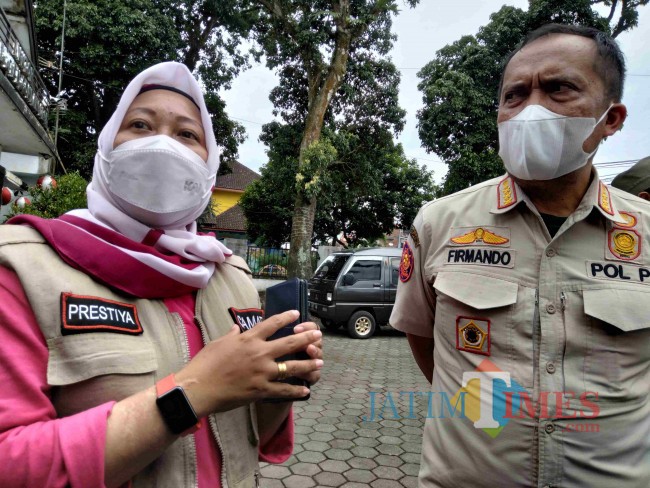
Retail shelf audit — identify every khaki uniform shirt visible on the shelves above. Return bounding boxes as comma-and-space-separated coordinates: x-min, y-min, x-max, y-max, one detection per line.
390, 172, 650, 488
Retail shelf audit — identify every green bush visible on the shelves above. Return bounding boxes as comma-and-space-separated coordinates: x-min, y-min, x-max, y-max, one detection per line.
3, 171, 88, 222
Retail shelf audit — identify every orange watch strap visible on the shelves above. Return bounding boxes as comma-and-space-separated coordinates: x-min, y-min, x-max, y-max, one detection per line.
156, 373, 177, 397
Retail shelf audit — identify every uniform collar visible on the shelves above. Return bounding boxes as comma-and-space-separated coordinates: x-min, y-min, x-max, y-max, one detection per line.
490, 170, 628, 225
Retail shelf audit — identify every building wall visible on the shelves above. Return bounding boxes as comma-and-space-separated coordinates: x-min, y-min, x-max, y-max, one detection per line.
211, 189, 242, 215
0, 1, 56, 159
217, 230, 246, 240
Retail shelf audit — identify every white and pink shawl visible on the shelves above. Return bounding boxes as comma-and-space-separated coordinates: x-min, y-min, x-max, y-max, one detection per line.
9, 62, 232, 298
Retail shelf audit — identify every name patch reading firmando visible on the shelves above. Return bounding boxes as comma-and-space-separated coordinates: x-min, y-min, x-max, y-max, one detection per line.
445, 248, 515, 268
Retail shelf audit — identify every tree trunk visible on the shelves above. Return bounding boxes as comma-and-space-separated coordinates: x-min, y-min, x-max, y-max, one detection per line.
284, 0, 356, 278
286, 30, 352, 278
286, 116, 326, 278
287, 194, 317, 278
182, 17, 219, 71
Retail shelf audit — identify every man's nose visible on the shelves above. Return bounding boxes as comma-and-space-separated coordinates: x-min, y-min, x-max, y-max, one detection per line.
522, 88, 546, 110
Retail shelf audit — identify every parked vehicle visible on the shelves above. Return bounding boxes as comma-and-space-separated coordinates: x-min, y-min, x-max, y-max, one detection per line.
308, 247, 402, 339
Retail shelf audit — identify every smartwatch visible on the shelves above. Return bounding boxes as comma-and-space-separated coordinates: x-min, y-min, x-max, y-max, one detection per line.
155, 374, 201, 436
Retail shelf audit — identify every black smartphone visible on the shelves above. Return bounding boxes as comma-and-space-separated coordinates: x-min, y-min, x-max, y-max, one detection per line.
263, 277, 311, 402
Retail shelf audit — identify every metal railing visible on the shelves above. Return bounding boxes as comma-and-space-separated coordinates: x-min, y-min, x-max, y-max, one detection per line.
246, 246, 320, 279
0, 8, 50, 125
247, 246, 289, 279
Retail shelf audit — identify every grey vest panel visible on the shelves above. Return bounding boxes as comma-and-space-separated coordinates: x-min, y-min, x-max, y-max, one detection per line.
0, 227, 261, 487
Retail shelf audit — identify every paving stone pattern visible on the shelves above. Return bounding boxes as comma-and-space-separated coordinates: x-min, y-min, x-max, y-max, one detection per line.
260, 326, 431, 487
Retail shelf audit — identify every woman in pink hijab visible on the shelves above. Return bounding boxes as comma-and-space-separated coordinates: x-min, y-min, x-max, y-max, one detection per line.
0, 62, 323, 487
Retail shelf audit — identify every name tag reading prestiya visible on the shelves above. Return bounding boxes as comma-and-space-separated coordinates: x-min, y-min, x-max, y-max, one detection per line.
61, 293, 143, 335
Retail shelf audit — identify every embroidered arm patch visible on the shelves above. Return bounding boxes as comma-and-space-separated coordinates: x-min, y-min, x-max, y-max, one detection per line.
399, 242, 414, 282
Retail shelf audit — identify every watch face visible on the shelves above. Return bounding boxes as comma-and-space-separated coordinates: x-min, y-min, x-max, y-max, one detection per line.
157, 387, 198, 434
158, 391, 185, 419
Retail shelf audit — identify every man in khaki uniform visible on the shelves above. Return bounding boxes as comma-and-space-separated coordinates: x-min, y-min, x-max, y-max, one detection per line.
391, 24, 650, 488
611, 156, 650, 201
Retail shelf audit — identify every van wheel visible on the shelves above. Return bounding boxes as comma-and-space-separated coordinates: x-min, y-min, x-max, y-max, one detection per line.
321, 319, 341, 331
347, 311, 376, 339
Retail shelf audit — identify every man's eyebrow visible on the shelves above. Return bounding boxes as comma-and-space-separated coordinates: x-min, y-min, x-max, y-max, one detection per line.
501, 81, 527, 92
539, 72, 586, 85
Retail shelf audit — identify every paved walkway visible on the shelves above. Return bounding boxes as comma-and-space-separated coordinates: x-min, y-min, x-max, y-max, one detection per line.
260, 325, 431, 487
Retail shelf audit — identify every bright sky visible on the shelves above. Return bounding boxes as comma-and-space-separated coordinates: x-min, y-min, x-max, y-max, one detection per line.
220, 1, 650, 184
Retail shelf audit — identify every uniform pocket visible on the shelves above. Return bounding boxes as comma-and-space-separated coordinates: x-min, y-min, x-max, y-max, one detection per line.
582, 288, 650, 406
47, 334, 157, 384
433, 271, 535, 388
47, 334, 158, 417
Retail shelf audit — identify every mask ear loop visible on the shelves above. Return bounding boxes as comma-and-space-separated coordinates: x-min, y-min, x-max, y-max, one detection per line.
584, 103, 615, 159
595, 103, 614, 127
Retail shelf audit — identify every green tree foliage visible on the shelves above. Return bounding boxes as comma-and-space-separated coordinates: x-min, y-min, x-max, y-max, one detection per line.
3, 172, 88, 221
417, 0, 648, 195
244, 0, 419, 277
34, 0, 251, 177
240, 122, 438, 248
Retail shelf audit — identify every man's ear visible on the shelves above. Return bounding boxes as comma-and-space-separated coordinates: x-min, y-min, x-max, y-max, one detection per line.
637, 191, 650, 202
603, 103, 627, 137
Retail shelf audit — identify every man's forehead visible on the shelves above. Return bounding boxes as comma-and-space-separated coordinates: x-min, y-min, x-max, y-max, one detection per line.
504, 33, 598, 79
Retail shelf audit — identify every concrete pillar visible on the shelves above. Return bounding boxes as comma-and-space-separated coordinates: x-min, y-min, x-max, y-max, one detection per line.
223, 237, 248, 259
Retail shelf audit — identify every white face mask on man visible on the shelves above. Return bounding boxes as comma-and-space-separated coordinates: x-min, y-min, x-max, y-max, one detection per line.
100, 135, 213, 228
498, 104, 612, 181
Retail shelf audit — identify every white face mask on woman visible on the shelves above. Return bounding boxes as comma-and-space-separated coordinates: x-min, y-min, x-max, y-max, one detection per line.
100, 135, 213, 228
498, 104, 611, 181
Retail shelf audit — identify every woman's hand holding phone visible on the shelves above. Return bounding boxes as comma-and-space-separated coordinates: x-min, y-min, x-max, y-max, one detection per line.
174, 310, 323, 416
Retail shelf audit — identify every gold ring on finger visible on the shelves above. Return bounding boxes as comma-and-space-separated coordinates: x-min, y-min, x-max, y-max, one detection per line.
277, 361, 289, 381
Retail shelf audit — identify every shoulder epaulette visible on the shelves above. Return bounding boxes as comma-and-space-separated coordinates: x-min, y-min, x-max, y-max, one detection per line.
497, 176, 518, 209
598, 181, 615, 216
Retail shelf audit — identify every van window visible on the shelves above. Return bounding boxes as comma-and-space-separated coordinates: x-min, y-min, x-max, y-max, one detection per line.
389, 257, 400, 287
348, 260, 381, 281
313, 254, 350, 280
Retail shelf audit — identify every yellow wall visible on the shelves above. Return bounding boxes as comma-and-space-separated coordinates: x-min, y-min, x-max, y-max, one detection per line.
211, 189, 243, 215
